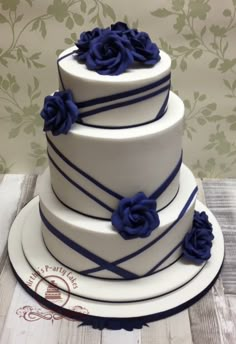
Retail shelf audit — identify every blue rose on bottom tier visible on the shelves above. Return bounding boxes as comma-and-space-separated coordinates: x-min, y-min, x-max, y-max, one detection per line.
183, 211, 214, 264
111, 192, 160, 240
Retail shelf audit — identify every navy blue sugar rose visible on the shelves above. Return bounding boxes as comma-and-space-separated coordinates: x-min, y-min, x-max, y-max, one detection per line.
129, 31, 160, 65
193, 210, 213, 230
75, 27, 105, 62
111, 192, 160, 240
183, 211, 214, 264
86, 31, 134, 75
40, 90, 79, 136
110, 21, 131, 34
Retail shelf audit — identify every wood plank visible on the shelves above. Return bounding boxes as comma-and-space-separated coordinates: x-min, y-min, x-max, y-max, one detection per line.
0, 175, 25, 270
141, 310, 192, 344
203, 180, 236, 294
58, 321, 101, 344
0, 175, 37, 338
0, 283, 62, 344
101, 329, 140, 344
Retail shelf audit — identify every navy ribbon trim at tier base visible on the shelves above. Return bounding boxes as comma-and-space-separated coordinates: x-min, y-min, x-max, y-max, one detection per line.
9, 257, 223, 330
39, 186, 198, 279
57, 50, 171, 129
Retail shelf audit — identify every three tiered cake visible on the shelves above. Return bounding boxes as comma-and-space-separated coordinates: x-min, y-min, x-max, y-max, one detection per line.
8, 22, 224, 330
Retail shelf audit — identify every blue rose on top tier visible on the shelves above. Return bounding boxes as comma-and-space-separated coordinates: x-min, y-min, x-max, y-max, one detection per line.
111, 192, 160, 240
75, 27, 105, 62
183, 211, 214, 264
40, 90, 79, 136
85, 31, 134, 75
129, 31, 160, 65
75, 22, 161, 75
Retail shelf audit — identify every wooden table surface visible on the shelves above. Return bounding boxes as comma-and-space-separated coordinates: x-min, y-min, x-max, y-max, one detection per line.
0, 175, 235, 344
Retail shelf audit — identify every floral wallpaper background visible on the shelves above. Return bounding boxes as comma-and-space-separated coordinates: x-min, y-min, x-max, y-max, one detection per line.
0, 0, 236, 177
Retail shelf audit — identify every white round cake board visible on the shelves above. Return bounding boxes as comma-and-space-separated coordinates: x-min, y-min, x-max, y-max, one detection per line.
8, 196, 224, 323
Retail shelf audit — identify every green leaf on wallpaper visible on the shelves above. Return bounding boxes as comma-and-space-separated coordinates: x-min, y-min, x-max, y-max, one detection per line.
200, 26, 206, 37
226, 115, 236, 123
151, 9, 172, 17
88, 6, 96, 15
223, 79, 232, 90
72, 13, 84, 26
190, 40, 200, 48
183, 33, 196, 40
2, 80, 9, 90
0, 14, 8, 23
175, 46, 188, 53
36, 157, 47, 167
24, 124, 35, 135
171, 59, 177, 69
219, 59, 236, 73
189, 0, 211, 20
16, 14, 24, 23
80, 0, 86, 13
180, 59, 187, 71
194, 91, 199, 100
192, 50, 203, 59
199, 94, 206, 101
223, 9, 231, 17
104, 4, 116, 21
31, 19, 40, 31
174, 14, 185, 33
209, 58, 219, 68
9, 127, 20, 139
66, 16, 74, 29
172, 0, 184, 11
25, 0, 33, 6
40, 20, 47, 38
184, 99, 191, 109
0, 57, 8, 67
197, 117, 206, 125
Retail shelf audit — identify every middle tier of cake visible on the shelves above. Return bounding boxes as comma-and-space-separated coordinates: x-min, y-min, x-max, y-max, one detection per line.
39, 164, 198, 280
47, 91, 184, 219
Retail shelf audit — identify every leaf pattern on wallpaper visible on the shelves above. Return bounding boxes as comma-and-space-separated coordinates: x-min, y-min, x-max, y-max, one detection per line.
0, 154, 13, 173
0, 75, 42, 138
29, 142, 47, 168
182, 91, 220, 140
151, 0, 236, 73
192, 158, 232, 178
0, 0, 116, 68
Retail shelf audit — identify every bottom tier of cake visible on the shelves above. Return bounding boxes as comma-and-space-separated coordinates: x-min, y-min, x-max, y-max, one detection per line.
38, 164, 198, 280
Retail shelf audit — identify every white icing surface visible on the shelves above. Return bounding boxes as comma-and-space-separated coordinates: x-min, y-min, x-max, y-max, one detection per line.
39, 164, 197, 279
48, 91, 184, 218
58, 47, 171, 126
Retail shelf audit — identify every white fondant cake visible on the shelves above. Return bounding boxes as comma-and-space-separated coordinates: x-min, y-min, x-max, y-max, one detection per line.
8, 23, 222, 328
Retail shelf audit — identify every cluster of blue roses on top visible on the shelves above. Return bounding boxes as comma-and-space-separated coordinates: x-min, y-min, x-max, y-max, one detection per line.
75, 22, 161, 75
182, 211, 214, 264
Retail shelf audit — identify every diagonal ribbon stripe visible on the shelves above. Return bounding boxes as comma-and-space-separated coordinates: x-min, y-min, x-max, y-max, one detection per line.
47, 136, 182, 215
39, 205, 138, 280
47, 150, 114, 213
47, 135, 123, 201
81, 186, 198, 275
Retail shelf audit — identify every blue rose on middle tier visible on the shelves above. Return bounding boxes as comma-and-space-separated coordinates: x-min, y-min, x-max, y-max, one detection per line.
111, 192, 160, 240
85, 31, 134, 75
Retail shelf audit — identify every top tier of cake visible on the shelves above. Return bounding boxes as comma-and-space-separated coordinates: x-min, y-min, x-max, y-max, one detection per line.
57, 47, 171, 128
